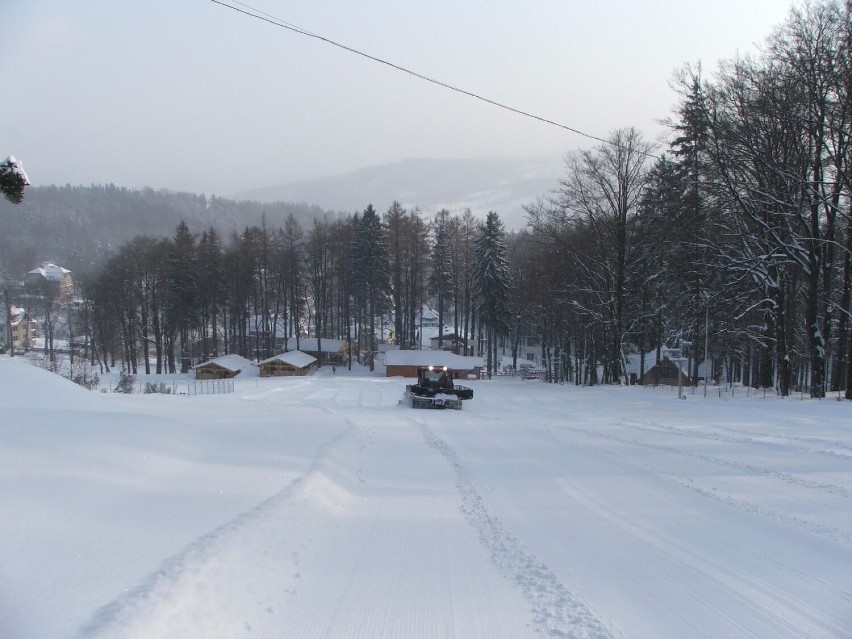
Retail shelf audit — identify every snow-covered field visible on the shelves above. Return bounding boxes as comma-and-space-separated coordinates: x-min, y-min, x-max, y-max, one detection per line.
2, 357, 851, 639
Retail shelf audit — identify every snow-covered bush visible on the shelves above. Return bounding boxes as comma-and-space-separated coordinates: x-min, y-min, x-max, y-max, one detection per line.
72, 364, 100, 391
114, 371, 135, 394
143, 382, 172, 394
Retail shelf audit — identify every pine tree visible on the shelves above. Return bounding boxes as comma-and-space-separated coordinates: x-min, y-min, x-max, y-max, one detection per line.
197, 228, 223, 360
167, 221, 198, 372
473, 211, 513, 377
352, 205, 391, 370
428, 209, 454, 350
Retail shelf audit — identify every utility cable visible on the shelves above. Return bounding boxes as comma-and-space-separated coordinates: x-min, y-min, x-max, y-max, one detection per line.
209, 0, 659, 158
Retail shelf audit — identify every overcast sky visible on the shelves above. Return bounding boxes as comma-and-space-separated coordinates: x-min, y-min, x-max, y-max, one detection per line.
2, 0, 794, 197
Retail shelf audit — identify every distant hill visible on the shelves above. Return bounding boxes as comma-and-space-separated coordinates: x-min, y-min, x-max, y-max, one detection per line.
0, 157, 564, 280
0, 185, 335, 279
234, 156, 564, 229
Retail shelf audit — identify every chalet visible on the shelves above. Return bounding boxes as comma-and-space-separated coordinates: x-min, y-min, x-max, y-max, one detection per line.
257, 350, 317, 377
284, 337, 346, 364
193, 354, 253, 380
25, 263, 74, 297
1, 305, 37, 351
384, 350, 484, 380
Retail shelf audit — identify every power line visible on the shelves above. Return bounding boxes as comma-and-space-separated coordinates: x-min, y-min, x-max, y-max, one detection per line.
209, 0, 657, 156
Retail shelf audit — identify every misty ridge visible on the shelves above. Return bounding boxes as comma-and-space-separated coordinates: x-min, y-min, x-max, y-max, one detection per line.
0, 184, 331, 278
236, 156, 562, 225
0, 156, 558, 279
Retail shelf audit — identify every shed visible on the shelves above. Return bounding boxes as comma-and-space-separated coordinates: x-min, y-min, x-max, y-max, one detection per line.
257, 350, 318, 377
193, 354, 253, 380
384, 350, 483, 380
640, 357, 692, 386
625, 346, 706, 386
285, 337, 346, 364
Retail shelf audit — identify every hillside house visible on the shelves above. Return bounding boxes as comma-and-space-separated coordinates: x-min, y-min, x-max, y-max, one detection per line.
25, 263, 74, 297
1, 305, 37, 351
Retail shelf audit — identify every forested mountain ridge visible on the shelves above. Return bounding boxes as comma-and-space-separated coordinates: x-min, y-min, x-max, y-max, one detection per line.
0, 184, 335, 278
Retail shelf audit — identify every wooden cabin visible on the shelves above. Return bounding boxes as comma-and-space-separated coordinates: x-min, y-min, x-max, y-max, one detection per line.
640, 357, 692, 386
193, 354, 253, 380
257, 350, 318, 377
384, 350, 483, 380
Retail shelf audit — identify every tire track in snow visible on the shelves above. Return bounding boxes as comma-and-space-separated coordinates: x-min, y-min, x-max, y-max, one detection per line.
412, 417, 619, 639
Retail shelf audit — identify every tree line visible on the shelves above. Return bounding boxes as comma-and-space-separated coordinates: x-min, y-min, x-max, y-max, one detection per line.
75, 205, 514, 378
525, 1, 852, 398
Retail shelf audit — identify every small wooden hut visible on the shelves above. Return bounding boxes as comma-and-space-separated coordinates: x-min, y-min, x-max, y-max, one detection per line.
193, 354, 253, 380
257, 350, 318, 377
640, 357, 692, 386
384, 350, 483, 380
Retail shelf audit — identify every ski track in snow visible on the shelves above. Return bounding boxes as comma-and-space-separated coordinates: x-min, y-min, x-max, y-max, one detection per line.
534, 420, 852, 549
669, 474, 852, 547
582, 422, 852, 500
411, 416, 619, 639
513, 396, 852, 500
76, 416, 370, 639
618, 417, 852, 463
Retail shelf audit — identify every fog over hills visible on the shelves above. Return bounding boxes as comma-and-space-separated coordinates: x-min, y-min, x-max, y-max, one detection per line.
235, 156, 565, 230
0, 156, 565, 278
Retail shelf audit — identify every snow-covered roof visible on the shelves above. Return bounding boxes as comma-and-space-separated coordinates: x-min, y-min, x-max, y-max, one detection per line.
384, 350, 483, 370
1, 305, 26, 322
193, 354, 253, 373
285, 337, 345, 353
419, 305, 439, 322
257, 350, 317, 369
28, 263, 72, 281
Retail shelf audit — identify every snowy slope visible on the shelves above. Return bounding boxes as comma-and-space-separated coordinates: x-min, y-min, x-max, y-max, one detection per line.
1, 357, 851, 638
